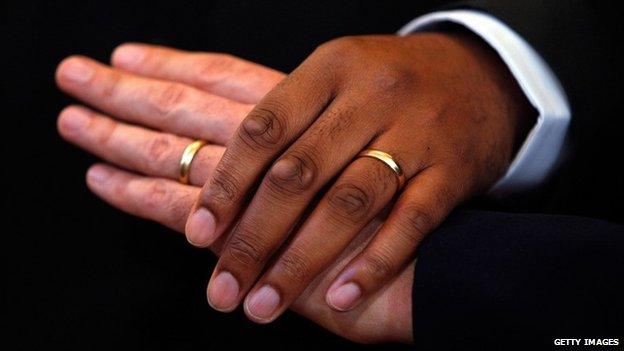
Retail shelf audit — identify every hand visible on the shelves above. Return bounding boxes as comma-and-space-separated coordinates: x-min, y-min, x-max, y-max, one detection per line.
185, 32, 534, 320
55, 45, 413, 344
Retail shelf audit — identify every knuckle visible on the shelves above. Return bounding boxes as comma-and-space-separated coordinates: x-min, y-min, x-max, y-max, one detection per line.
226, 233, 265, 267
168, 191, 194, 226
196, 53, 236, 78
362, 250, 395, 280
314, 107, 356, 138
144, 179, 171, 212
328, 181, 374, 223
370, 63, 413, 93
267, 153, 317, 196
238, 103, 288, 149
205, 164, 241, 205
101, 71, 122, 99
313, 36, 364, 70
149, 82, 187, 117
275, 247, 312, 282
397, 203, 436, 240
144, 134, 174, 168
96, 117, 118, 145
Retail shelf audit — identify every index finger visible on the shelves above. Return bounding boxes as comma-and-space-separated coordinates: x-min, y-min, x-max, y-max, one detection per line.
111, 43, 285, 104
184, 56, 336, 248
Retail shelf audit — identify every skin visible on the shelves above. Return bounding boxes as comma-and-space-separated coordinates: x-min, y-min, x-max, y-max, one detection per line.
55, 46, 413, 344
185, 32, 534, 321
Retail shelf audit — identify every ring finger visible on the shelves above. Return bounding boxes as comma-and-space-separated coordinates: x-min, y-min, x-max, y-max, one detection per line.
242, 140, 423, 322
58, 105, 224, 186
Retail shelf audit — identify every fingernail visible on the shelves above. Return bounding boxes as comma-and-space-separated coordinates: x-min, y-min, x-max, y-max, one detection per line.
327, 282, 361, 311
87, 166, 110, 184
185, 207, 217, 247
59, 108, 89, 133
207, 271, 239, 312
246, 285, 280, 321
113, 45, 144, 67
60, 58, 93, 83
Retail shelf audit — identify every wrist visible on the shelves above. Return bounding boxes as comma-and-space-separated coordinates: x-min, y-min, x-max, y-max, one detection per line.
447, 27, 536, 158
407, 26, 536, 160
401, 29, 536, 188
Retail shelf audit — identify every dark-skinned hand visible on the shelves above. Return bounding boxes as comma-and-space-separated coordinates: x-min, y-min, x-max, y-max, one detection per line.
184, 31, 533, 322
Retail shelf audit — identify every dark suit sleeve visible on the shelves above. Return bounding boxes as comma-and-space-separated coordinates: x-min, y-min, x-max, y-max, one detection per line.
411, 211, 624, 349
444, 1, 623, 220
456, 1, 621, 154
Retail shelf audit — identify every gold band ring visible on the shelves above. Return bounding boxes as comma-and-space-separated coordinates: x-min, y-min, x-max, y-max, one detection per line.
179, 140, 206, 184
357, 149, 406, 190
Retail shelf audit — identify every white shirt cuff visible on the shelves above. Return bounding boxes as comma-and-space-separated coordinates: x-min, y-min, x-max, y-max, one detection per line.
399, 9, 571, 197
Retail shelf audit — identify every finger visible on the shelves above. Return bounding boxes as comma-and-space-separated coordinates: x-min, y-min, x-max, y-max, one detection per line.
58, 105, 225, 186
184, 55, 339, 247
201, 93, 386, 313
56, 56, 250, 144
237, 131, 424, 322
85, 163, 199, 232
240, 154, 410, 323
111, 43, 285, 104
325, 167, 464, 311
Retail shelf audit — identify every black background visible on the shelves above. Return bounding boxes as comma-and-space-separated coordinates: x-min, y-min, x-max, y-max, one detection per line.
3, 1, 445, 349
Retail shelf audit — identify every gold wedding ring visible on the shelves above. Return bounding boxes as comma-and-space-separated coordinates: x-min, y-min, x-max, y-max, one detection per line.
357, 149, 406, 190
179, 140, 206, 184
